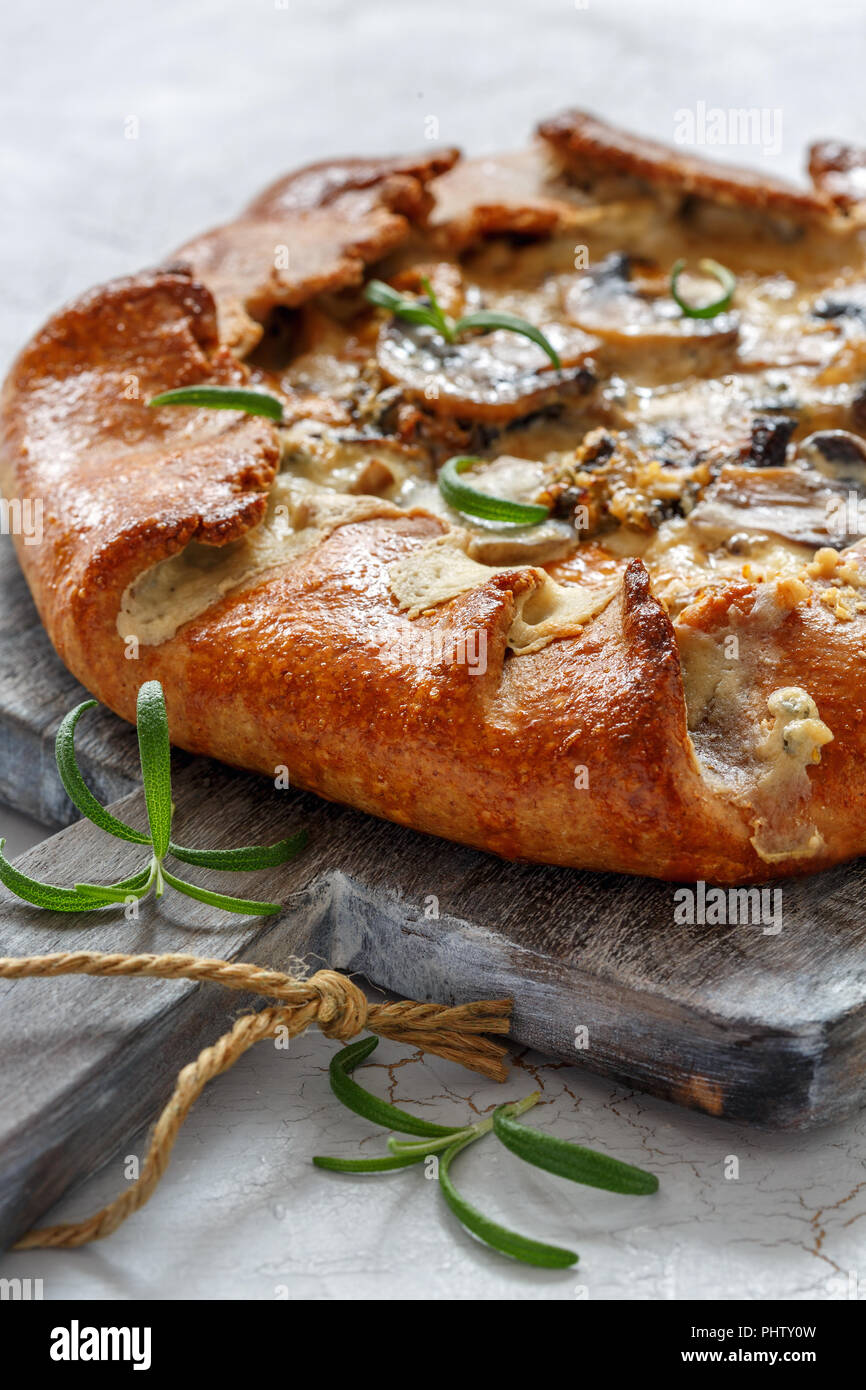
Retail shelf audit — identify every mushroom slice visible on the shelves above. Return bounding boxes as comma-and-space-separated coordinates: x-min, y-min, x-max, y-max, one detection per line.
796, 429, 866, 484
395, 455, 579, 564
687, 464, 865, 548
812, 282, 866, 325
457, 455, 578, 564
563, 254, 738, 365
375, 317, 595, 424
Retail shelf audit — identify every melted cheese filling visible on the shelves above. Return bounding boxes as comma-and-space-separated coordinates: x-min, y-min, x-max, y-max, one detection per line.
118, 477, 400, 646
114, 183, 866, 862
749, 687, 833, 863
387, 534, 619, 653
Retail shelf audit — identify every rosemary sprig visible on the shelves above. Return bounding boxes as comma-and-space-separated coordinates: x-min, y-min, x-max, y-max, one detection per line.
313, 1039, 659, 1268
148, 385, 285, 419
365, 277, 562, 369
670, 258, 736, 319
438, 454, 551, 526
0, 682, 306, 917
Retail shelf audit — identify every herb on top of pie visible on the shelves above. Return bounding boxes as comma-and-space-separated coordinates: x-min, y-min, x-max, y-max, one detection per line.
670, 257, 737, 319
0, 681, 306, 916
313, 1037, 659, 1268
365, 276, 563, 368
148, 385, 285, 419
438, 454, 552, 525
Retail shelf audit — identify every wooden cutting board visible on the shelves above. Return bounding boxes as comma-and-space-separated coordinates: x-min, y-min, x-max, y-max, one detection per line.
2, 535, 866, 1247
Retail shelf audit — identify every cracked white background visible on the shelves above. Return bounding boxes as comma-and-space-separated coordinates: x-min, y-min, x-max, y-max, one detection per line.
1, 0, 865, 1300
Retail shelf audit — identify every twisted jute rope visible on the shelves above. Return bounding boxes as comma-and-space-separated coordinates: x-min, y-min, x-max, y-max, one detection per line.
0, 950, 511, 1250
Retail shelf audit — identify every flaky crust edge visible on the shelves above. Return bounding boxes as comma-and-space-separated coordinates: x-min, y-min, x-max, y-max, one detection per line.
3, 126, 866, 884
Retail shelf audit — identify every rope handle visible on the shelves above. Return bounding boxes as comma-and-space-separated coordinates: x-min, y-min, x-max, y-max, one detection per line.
0, 950, 511, 1249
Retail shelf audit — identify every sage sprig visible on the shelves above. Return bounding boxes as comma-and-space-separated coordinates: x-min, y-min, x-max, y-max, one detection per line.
313, 1038, 659, 1268
0, 682, 306, 917
365, 276, 562, 369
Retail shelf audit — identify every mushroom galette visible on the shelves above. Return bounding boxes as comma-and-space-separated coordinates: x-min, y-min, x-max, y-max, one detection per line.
4, 111, 866, 882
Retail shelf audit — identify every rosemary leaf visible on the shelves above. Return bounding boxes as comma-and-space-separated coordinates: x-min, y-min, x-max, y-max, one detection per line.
364, 279, 447, 335
328, 1038, 465, 1138
312, 1151, 429, 1173
493, 1107, 659, 1195
74, 864, 156, 904
670, 258, 736, 319
419, 276, 456, 341
56, 701, 152, 845
136, 682, 173, 858
438, 456, 550, 526
168, 829, 307, 871
439, 1133, 579, 1268
161, 867, 282, 916
387, 1130, 474, 1158
0, 840, 120, 912
453, 309, 562, 368
148, 385, 284, 420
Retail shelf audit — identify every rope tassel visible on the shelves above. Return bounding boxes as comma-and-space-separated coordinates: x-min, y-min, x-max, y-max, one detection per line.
0, 950, 511, 1249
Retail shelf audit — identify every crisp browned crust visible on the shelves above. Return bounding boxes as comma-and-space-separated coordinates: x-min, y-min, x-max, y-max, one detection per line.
429, 145, 592, 248
0, 267, 281, 673
539, 108, 837, 222
175, 149, 458, 353
4, 119, 866, 885
809, 139, 866, 211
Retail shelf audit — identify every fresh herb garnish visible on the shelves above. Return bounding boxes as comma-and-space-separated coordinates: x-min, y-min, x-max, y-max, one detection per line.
670, 258, 736, 319
365, 277, 563, 369
0, 682, 305, 916
148, 385, 284, 420
438, 454, 551, 526
313, 1038, 659, 1268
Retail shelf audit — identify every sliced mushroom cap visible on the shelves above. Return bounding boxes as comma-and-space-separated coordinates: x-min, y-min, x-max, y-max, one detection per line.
375, 318, 595, 423
395, 454, 579, 564
454, 454, 578, 563
796, 429, 866, 483
563, 253, 739, 351
686, 464, 866, 548
812, 282, 866, 325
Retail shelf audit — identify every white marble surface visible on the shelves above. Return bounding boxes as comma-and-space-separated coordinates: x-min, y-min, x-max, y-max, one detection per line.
1, 0, 865, 1301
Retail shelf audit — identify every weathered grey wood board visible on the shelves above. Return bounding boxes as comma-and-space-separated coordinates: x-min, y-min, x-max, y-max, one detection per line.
1, 536, 866, 1250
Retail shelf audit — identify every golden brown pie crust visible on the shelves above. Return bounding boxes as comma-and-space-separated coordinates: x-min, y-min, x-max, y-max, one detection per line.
4, 115, 866, 883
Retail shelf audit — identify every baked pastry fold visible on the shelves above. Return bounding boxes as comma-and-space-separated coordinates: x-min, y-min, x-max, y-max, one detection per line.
4, 114, 866, 882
